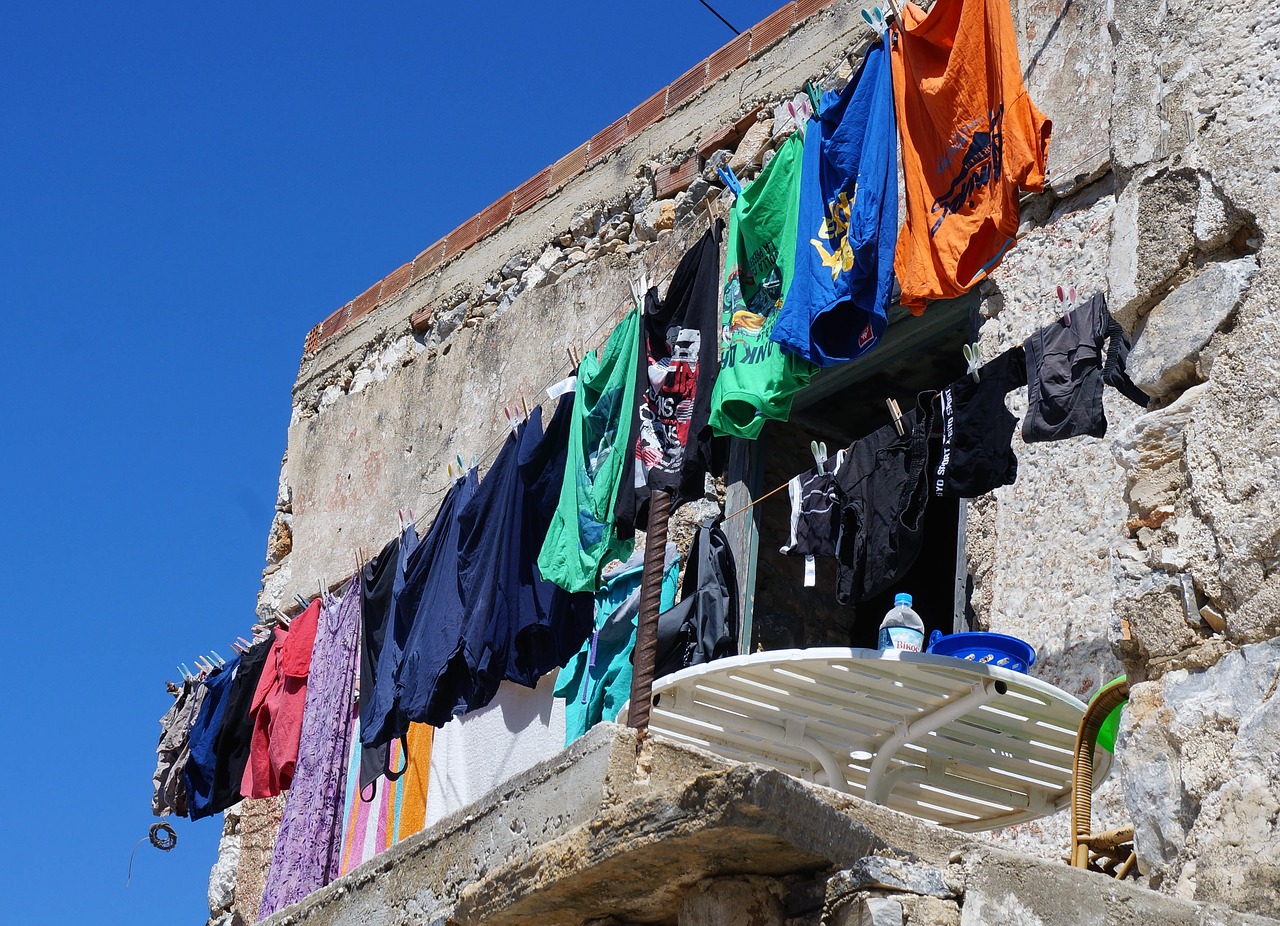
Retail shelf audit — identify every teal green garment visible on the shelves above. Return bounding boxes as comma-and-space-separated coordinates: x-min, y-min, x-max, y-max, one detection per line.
554, 543, 680, 745
709, 131, 816, 440
537, 307, 641, 593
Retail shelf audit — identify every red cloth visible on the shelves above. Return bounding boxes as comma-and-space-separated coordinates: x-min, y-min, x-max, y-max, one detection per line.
241, 599, 321, 798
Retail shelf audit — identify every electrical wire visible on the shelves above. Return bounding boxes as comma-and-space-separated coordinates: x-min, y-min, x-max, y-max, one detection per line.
696, 0, 740, 35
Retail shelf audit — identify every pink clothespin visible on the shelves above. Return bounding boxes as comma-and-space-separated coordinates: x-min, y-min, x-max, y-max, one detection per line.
1056, 285, 1077, 326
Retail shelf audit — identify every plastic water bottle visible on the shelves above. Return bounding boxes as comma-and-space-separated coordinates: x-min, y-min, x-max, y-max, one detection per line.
878, 593, 924, 652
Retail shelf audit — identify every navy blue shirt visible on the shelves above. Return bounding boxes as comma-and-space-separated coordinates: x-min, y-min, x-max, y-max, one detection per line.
184, 658, 239, 820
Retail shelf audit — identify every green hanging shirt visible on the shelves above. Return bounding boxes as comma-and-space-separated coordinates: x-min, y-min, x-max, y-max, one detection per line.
537, 307, 640, 594
709, 132, 816, 440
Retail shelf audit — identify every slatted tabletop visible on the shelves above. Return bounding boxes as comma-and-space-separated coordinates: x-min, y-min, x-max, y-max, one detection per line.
635, 647, 1109, 832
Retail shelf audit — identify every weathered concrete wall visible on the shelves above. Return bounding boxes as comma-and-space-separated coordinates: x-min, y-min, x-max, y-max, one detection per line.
261, 1, 875, 613
237, 0, 1280, 919
257, 728, 1277, 926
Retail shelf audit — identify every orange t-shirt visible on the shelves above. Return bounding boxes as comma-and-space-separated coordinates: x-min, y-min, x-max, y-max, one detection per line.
890, 0, 1051, 313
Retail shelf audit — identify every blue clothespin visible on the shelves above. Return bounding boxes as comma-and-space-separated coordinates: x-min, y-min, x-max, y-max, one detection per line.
717, 165, 743, 199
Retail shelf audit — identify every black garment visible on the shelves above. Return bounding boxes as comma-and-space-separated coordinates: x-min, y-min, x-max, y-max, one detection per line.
396, 469, 479, 729
357, 532, 412, 790
208, 634, 273, 814
655, 518, 739, 679
781, 449, 846, 560
1023, 292, 1149, 443
835, 396, 935, 605
935, 345, 1027, 497
617, 221, 727, 532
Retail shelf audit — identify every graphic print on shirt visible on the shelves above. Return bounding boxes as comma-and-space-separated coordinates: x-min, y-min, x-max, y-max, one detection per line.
722, 242, 784, 370
810, 190, 857, 280
636, 326, 700, 478
930, 106, 1004, 235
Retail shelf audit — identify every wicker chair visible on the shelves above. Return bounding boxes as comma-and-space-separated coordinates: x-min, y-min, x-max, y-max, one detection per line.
1070, 677, 1136, 877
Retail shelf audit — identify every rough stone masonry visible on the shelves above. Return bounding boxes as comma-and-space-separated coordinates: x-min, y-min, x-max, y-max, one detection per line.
208, 0, 1280, 922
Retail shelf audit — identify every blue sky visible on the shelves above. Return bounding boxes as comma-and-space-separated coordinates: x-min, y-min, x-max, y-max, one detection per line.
0, 1, 785, 922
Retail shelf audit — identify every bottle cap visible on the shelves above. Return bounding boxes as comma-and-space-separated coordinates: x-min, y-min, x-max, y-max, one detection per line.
894, 592, 913, 608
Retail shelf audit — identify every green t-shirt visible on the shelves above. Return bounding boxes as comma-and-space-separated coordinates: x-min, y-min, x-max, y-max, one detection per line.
537, 307, 640, 593
709, 132, 816, 440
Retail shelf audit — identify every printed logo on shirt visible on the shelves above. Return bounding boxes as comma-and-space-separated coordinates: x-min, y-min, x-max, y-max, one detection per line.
929, 106, 1005, 236
857, 322, 875, 349
635, 327, 701, 478
809, 190, 857, 280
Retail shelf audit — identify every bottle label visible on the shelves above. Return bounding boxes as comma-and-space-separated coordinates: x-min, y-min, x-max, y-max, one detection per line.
878, 626, 924, 652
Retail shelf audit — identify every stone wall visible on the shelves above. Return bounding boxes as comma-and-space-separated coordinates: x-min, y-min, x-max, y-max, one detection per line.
221, 0, 1280, 921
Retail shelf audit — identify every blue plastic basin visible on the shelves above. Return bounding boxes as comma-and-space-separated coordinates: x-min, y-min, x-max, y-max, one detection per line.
926, 631, 1037, 674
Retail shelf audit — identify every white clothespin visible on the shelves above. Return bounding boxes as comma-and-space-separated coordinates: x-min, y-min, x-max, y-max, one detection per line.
629, 273, 650, 307
810, 440, 828, 470
1056, 285, 1077, 326
861, 6, 889, 34
963, 343, 982, 383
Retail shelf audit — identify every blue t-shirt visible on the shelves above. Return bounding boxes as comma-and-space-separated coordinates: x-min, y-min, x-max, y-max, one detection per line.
184, 657, 240, 820
771, 37, 898, 366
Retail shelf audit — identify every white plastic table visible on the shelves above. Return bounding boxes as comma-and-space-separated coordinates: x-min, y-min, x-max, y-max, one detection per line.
636, 647, 1109, 832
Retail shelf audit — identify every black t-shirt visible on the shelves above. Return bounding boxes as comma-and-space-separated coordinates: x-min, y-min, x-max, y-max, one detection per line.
617, 220, 726, 531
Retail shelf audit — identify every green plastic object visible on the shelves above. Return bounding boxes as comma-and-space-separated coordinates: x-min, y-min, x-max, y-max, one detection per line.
1093, 676, 1127, 753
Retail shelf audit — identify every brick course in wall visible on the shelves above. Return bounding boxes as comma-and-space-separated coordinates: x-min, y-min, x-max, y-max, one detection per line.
303, 0, 836, 352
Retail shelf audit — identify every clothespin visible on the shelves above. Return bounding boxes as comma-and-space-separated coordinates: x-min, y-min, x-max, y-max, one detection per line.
229, 642, 243, 655
237, 636, 253, 650
629, 273, 650, 307
810, 440, 828, 470
210, 650, 225, 667
471, 453, 478, 469
180, 663, 194, 680
883, 0, 901, 25
520, 395, 530, 420
804, 80, 822, 113
1056, 285, 1077, 326
397, 507, 405, 532
294, 594, 309, 610
886, 398, 905, 436
716, 165, 744, 198
861, 6, 889, 34
963, 343, 982, 383
566, 345, 579, 369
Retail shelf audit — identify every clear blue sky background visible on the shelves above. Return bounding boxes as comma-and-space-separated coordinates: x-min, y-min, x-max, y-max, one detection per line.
0, 1, 786, 923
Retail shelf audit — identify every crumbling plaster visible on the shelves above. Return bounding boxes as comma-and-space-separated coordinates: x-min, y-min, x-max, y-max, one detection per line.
234, 0, 1280, 921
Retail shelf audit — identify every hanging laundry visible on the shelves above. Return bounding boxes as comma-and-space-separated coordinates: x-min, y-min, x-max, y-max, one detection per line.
514, 399, 596, 682
185, 658, 239, 821
337, 716, 432, 877
835, 396, 935, 605
617, 221, 727, 529
780, 449, 847, 586
356, 527, 418, 791
1023, 292, 1149, 442
890, 0, 1051, 313
423, 673, 566, 830
773, 36, 898, 365
259, 584, 362, 917
241, 597, 320, 799
207, 635, 274, 816
709, 132, 816, 440
553, 543, 679, 745
655, 520, 739, 679
934, 345, 1027, 497
393, 470, 480, 730
152, 678, 207, 817
538, 308, 642, 593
